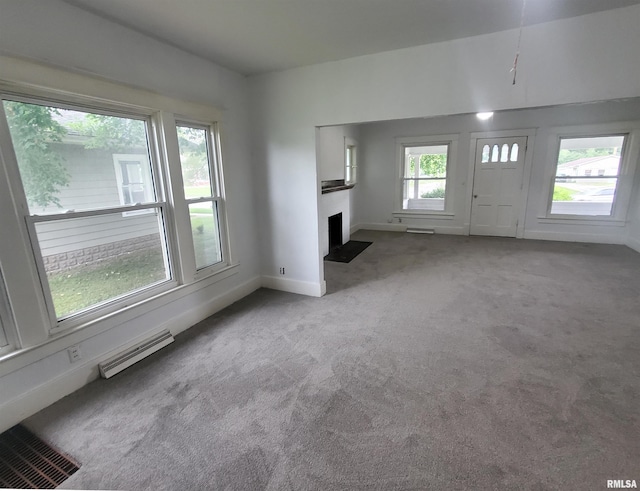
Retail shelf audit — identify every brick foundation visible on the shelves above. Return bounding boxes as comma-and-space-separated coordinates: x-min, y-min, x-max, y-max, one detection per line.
42, 234, 162, 273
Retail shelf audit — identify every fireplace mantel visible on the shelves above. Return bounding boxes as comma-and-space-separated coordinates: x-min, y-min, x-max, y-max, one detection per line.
321, 179, 354, 194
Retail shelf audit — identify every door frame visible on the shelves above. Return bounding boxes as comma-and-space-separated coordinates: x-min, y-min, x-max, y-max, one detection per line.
465, 128, 537, 239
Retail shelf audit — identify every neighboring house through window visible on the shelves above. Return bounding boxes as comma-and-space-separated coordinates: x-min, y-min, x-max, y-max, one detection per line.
113, 154, 154, 216
549, 134, 627, 217
0, 92, 230, 334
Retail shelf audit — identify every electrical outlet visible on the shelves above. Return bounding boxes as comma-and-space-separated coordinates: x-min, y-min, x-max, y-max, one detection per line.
68, 344, 82, 363
279, 267, 285, 275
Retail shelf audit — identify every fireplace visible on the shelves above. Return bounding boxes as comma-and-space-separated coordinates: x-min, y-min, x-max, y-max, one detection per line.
328, 213, 343, 252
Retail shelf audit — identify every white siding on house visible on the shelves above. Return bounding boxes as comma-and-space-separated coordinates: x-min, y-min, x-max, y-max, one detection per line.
36, 212, 160, 257
35, 143, 148, 214
29, 142, 157, 257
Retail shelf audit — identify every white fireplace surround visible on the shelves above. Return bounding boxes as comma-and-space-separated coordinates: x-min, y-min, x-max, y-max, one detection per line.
321, 190, 351, 256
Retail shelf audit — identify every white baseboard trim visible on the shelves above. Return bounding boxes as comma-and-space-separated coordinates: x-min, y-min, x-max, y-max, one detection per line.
356, 223, 408, 232
356, 223, 467, 235
523, 230, 626, 244
626, 235, 640, 253
350, 223, 361, 235
0, 275, 262, 433
0, 359, 100, 434
167, 276, 262, 337
261, 275, 324, 297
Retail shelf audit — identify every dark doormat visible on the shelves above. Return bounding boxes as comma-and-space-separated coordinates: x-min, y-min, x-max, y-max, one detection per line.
0, 424, 80, 488
324, 240, 372, 263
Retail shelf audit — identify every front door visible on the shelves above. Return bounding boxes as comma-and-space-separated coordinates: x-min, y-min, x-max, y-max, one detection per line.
470, 136, 527, 237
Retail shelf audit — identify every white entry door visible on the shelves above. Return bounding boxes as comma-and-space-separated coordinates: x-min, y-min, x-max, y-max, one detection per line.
470, 136, 527, 237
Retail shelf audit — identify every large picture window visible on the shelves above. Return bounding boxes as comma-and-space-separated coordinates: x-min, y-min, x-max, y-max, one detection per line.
2, 99, 172, 322
549, 135, 627, 217
400, 142, 450, 212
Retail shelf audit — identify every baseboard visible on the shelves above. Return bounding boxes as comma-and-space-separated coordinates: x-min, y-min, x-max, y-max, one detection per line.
626, 234, 640, 253
261, 275, 324, 297
166, 276, 262, 337
0, 275, 262, 433
350, 223, 361, 235
356, 223, 408, 232
0, 359, 100, 433
356, 223, 467, 235
523, 230, 626, 244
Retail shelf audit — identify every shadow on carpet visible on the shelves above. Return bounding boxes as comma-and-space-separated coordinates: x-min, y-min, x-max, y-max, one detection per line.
324, 240, 372, 263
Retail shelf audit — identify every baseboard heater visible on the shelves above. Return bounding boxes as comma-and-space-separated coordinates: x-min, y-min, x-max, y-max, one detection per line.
98, 330, 174, 379
406, 228, 435, 234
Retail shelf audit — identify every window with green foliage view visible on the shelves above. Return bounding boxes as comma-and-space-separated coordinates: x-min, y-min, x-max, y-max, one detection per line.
176, 124, 223, 270
402, 144, 449, 211
549, 135, 626, 216
3, 99, 170, 321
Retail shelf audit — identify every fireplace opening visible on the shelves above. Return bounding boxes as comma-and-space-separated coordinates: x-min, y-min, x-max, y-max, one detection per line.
328, 213, 343, 252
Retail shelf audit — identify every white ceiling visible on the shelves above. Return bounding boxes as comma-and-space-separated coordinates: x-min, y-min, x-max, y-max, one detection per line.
64, 0, 640, 76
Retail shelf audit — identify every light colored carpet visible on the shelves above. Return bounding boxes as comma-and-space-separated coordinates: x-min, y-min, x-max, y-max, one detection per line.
26, 231, 640, 490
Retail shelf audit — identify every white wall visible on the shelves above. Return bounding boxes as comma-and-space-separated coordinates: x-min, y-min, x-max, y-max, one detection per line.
0, 0, 260, 431
317, 124, 359, 256
317, 124, 359, 182
628, 168, 640, 253
250, 5, 640, 292
355, 100, 640, 243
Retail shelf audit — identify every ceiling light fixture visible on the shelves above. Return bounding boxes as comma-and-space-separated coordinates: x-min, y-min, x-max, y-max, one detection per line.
476, 112, 494, 120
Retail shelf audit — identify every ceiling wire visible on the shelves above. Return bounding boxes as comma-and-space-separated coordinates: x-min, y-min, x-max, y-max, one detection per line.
511, 0, 527, 85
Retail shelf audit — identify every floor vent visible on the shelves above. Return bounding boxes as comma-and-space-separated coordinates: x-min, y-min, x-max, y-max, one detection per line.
0, 424, 80, 489
406, 227, 435, 234
99, 329, 174, 379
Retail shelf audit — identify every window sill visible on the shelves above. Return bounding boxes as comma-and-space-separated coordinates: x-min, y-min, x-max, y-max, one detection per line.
537, 216, 626, 226
393, 211, 455, 220
0, 263, 239, 377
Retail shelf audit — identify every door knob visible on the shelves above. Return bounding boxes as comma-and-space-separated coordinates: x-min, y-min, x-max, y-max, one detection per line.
473, 195, 478, 198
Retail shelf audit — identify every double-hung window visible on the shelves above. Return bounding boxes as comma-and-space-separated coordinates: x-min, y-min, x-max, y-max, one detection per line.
2, 98, 172, 324
548, 134, 628, 217
397, 135, 457, 213
176, 123, 225, 272
345, 138, 357, 185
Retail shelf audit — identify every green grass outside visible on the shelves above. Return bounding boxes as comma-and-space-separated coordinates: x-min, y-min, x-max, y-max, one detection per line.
553, 186, 576, 201
48, 214, 221, 318
48, 249, 167, 319
190, 215, 221, 269
184, 185, 211, 199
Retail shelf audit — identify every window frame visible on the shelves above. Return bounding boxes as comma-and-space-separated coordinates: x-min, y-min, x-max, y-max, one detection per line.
542, 123, 640, 223
1, 95, 177, 330
175, 119, 231, 279
0, 267, 18, 356
0, 65, 234, 346
394, 134, 458, 217
345, 137, 357, 186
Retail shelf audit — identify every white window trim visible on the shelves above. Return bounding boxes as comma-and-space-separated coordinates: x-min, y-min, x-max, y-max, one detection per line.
345, 137, 357, 186
394, 134, 458, 217
0, 55, 234, 356
0, 268, 19, 356
539, 122, 640, 223
174, 119, 232, 281
2, 98, 176, 331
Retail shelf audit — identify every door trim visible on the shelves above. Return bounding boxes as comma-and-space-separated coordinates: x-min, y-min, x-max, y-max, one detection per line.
465, 128, 537, 238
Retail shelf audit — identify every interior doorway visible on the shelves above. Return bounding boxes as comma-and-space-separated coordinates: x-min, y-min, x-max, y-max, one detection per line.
470, 136, 527, 237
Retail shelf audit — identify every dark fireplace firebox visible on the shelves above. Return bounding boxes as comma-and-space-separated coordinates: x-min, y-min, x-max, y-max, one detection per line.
328, 213, 342, 252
